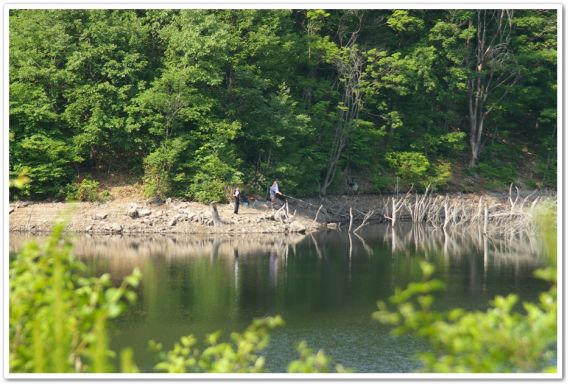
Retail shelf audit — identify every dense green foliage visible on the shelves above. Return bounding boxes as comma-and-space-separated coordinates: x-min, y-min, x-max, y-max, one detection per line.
288, 341, 350, 373
9, 222, 141, 372
65, 177, 111, 202
151, 317, 348, 373
9, 9, 557, 201
150, 317, 285, 373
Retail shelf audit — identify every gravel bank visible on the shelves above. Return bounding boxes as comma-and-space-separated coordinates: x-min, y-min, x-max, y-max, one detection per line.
8, 199, 321, 235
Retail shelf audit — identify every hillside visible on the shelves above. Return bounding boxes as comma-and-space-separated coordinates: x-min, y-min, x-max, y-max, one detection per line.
9, 10, 557, 202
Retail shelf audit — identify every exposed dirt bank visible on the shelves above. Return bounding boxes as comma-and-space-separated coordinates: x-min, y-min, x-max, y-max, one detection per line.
8, 198, 321, 235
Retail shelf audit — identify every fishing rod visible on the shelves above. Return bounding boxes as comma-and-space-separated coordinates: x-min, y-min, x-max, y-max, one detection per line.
278, 193, 370, 218
278, 193, 317, 208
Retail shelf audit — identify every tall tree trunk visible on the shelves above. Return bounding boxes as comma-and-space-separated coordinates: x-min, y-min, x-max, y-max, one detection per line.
319, 11, 365, 197
320, 46, 364, 197
466, 10, 517, 168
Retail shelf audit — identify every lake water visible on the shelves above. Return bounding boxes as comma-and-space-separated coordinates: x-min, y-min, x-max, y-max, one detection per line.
9, 224, 550, 373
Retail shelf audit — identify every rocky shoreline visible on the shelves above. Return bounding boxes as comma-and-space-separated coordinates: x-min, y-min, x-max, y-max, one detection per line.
8, 199, 321, 235
9, 189, 556, 236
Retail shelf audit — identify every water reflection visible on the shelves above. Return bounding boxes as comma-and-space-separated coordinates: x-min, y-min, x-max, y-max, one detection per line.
9, 224, 545, 276
9, 225, 548, 318
377, 223, 543, 265
9, 224, 549, 373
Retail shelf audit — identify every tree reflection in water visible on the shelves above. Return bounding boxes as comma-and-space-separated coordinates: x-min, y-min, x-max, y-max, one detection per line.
9, 224, 550, 372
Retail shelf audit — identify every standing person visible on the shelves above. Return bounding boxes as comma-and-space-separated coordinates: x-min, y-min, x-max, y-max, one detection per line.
269, 179, 282, 209
233, 187, 240, 214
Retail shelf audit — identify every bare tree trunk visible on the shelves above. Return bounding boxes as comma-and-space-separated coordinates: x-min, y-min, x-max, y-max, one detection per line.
466, 10, 517, 167
210, 203, 224, 226
392, 197, 398, 227
320, 50, 363, 196
320, 14, 365, 197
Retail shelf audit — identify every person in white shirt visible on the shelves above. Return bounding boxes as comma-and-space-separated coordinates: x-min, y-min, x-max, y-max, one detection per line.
270, 180, 282, 209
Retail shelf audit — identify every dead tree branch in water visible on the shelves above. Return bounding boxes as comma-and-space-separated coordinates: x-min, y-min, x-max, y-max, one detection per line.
300, 185, 553, 238
354, 210, 374, 233
384, 189, 412, 226
313, 204, 323, 225
405, 185, 432, 223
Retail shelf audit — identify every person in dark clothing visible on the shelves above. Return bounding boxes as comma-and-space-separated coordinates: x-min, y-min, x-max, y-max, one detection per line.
233, 187, 241, 214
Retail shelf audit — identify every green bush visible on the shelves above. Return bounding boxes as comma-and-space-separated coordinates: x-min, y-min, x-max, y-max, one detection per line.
143, 138, 189, 199
385, 152, 451, 189
151, 317, 349, 374
371, 174, 397, 192
9, 167, 30, 190
100, 190, 112, 201
151, 316, 284, 373
187, 151, 243, 204
9, 222, 141, 372
535, 159, 556, 188
65, 178, 106, 202
437, 131, 466, 154
10, 134, 81, 199
411, 132, 466, 158
524, 179, 539, 189
188, 172, 230, 203
475, 161, 517, 185
426, 160, 452, 188
386, 151, 430, 187
474, 142, 524, 188
288, 341, 350, 373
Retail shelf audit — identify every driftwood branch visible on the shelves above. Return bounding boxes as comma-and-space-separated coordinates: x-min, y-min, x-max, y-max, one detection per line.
274, 203, 289, 223
312, 204, 323, 225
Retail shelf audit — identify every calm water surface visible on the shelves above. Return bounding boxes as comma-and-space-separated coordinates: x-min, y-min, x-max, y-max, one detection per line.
10, 224, 549, 373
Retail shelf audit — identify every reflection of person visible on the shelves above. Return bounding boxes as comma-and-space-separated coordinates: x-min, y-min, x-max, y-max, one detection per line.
269, 250, 278, 288
233, 248, 239, 289
269, 180, 283, 209
233, 187, 240, 214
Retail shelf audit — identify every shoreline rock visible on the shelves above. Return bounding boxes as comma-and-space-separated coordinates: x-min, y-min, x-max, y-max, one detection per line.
8, 199, 322, 235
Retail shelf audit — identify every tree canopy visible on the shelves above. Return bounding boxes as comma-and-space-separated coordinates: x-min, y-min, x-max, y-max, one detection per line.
9, 9, 557, 201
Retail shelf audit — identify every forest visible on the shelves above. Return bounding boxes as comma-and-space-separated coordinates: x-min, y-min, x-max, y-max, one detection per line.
9, 9, 557, 202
